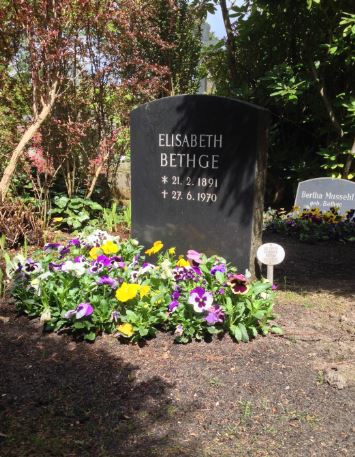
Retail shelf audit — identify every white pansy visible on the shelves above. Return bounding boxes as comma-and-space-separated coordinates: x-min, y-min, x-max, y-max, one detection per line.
61, 260, 75, 273
40, 309, 51, 322
244, 269, 252, 279
160, 259, 173, 280
72, 262, 86, 277
38, 271, 52, 281
260, 292, 270, 300
61, 260, 86, 277
29, 278, 41, 295
82, 229, 120, 247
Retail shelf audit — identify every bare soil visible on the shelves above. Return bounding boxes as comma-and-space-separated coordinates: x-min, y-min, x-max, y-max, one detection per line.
0, 233, 354, 457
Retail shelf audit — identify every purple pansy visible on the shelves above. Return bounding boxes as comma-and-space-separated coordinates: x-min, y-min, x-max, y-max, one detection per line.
64, 302, 93, 320
58, 246, 71, 257
139, 262, 155, 274
187, 249, 202, 265
188, 286, 213, 313
89, 261, 104, 274
97, 276, 117, 288
205, 305, 225, 325
44, 243, 62, 251
48, 261, 64, 271
168, 300, 179, 312
172, 266, 201, 282
96, 255, 111, 267
23, 259, 42, 274
210, 263, 226, 275
171, 289, 180, 300
111, 310, 120, 323
74, 255, 86, 263
68, 238, 81, 247
109, 256, 125, 269
175, 324, 184, 336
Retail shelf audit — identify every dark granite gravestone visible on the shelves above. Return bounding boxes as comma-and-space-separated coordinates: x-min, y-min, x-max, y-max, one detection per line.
130, 95, 270, 273
294, 178, 355, 215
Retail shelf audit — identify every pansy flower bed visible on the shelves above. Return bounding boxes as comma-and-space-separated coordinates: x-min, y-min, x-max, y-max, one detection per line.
264, 207, 355, 242
9, 230, 280, 343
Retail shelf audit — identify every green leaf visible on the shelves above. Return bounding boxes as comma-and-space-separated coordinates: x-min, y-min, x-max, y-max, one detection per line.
271, 326, 284, 335
215, 271, 225, 284
54, 196, 69, 209
230, 324, 242, 342
238, 323, 249, 342
207, 326, 220, 335
84, 332, 96, 341
125, 310, 138, 321
252, 282, 272, 295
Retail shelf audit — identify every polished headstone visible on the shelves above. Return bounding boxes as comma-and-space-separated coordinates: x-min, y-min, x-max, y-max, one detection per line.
130, 95, 270, 272
294, 178, 355, 215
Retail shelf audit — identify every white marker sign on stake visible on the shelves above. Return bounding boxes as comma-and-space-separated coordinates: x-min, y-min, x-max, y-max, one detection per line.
256, 243, 285, 285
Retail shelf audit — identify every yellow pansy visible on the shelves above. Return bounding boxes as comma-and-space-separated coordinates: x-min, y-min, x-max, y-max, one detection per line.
117, 323, 134, 337
53, 217, 63, 223
101, 240, 119, 255
168, 247, 176, 255
116, 282, 140, 302
145, 240, 164, 256
176, 258, 190, 267
139, 285, 150, 298
89, 247, 102, 260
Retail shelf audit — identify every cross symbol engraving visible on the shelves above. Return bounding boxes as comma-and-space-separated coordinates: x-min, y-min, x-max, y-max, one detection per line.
161, 190, 168, 199
161, 176, 168, 184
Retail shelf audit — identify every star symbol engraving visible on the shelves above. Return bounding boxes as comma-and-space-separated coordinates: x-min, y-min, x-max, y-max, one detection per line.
161, 176, 169, 184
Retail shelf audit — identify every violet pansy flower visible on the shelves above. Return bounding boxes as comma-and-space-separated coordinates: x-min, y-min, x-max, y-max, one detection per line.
111, 310, 120, 323
23, 259, 42, 275
97, 276, 118, 288
109, 256, 125, 269
210, 263, 226, 275
96, 255, 111, 267
171, 289, 180, 300
188, 286, 213, 313
187, 250, 202, 265
58, 246, 71, 257
175, 324, 184, 336
68, 238, 81, 247
44, 243, 62, 251
139, 262, 155, 274
74, 255, 86, 263
205, 305, 225, 325
168, 300, 179, 312
64, 302, 93, 320
48, 261, 64, 271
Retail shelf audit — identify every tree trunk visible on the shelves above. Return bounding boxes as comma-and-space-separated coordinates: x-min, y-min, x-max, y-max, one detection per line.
308, 60, 343, 137
0, 82, 58, 202
343, 137, 355, 179
85, 150, 110, 199
219, 0, 239, 91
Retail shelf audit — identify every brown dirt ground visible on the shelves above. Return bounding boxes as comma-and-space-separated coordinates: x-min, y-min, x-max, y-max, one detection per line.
0, 233, 354, 457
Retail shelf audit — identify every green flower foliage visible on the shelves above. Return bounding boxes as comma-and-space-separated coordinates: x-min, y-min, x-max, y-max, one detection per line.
10, 230, 280, 343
